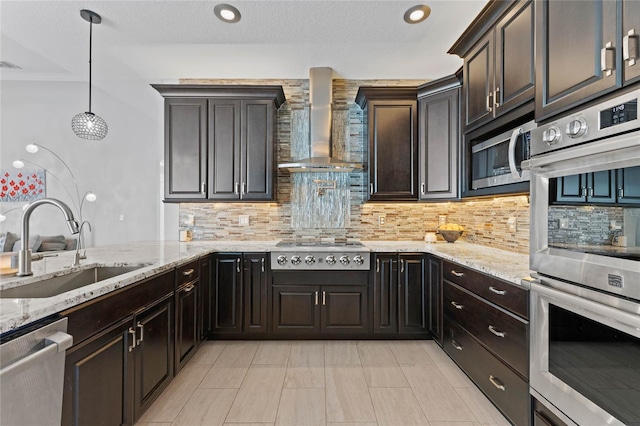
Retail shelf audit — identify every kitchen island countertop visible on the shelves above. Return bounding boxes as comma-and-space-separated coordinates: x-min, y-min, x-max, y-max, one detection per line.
0, 240, 530, 334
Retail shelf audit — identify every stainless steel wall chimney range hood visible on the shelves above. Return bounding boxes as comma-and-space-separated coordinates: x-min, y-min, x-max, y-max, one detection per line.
278, 67, 362, 173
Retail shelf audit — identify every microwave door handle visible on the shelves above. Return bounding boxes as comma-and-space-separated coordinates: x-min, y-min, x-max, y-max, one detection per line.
508, 127, 523, 180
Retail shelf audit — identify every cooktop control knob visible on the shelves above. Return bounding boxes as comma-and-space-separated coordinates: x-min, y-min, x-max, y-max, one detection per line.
339, 255, 350, 265
291, 255, 301, 265
542, 126, 561, 145
305, 255, 316, 265
353, 255, 364, 265
325, 255, 336, 265
276, 255, 288, 265
566, 117, 587, 138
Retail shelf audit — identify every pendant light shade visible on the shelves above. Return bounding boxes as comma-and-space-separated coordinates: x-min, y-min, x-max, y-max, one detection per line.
72, 9, 108, 141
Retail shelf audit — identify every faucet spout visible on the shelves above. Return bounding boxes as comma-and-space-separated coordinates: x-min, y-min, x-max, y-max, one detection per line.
17, 198, 79, 276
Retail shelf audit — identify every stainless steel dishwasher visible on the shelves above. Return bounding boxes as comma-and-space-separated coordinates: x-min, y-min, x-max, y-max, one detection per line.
0, 317, 72, 426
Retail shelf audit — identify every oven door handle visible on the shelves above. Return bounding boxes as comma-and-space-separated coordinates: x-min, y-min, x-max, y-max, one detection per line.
508, 127, 523, 180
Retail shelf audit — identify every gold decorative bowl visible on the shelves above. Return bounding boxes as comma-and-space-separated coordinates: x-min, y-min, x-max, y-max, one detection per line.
437, 228, 464, 243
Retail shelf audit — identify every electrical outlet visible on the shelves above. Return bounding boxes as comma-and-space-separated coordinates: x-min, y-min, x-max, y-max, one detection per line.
378, 215, 386, 226
185, 214, 195, 226
239, 215, 250, 226
119, 214, 124, 222
559, 218, 569, 229
507, 217, 517, 232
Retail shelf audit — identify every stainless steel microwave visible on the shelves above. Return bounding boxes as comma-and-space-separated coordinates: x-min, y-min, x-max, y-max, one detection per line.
470, 120, 536, 190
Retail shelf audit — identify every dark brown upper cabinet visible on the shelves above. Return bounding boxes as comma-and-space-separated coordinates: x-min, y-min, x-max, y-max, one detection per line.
417, 76, 460, 201
355, 87, 418, 201
152, 85, 286, 202
449, 0, 535, 133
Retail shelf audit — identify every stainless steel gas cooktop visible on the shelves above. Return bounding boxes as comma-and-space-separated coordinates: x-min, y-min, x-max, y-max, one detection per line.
271, 240, 370, 270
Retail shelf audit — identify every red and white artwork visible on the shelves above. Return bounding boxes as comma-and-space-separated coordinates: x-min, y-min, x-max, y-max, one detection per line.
0, 169, 45, 202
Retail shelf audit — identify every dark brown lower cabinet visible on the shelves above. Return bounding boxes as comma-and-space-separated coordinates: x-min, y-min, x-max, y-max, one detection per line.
175, 279, 199, 373
199, 254, 212, 342
243, 253, 268, 333
398, 254, 428, 334
213, 254, 243, 333
427, 255, 442, 345
373, 254, 398, 333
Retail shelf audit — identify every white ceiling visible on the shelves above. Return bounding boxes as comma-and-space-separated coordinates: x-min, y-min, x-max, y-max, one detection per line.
0, 0, 488, 83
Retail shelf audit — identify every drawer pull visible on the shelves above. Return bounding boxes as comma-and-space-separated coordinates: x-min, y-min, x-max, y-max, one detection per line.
451, 270, 464, 277
182, 268, 195, 277
128, 327, 136, 352
400, 259, 405, 273
136, 321, 144, 345
489, 375, 506, 392
237, 258, 241, 273
315, 291, 319, 306
488, 325, 506, 338
488, 286, 506, 295
261, 257, 265, 272
376, 258, 380, 273
450, 301, 464, 310
184, 283, 195, 292
451, 340, 463, 351
322, 291, 326, 306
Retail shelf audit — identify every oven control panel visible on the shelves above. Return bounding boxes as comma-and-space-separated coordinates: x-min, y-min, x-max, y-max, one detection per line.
270, 252, 370, 270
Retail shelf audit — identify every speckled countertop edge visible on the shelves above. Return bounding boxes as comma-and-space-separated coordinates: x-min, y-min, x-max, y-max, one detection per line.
0, 240, 530, 335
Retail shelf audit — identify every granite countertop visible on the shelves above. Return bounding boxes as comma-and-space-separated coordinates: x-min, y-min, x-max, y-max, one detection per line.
0, 240, 530, 335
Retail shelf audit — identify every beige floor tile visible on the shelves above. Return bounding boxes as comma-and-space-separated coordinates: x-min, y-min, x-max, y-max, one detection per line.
214, 341, 259, 367
388, 340, 434, 364
133, 423, 172, 426
363, 365, 410, 388
324, 340, 361, 365
275, 388, 326, 425
325, 365, 377, 423
428, 422, 480, 426
189, 341, 227, 365
422, 341, 454, 365
253, 341, 292, 365
455, 387, 510, 426
284, 366, 325, 388
225, 365, 287, 423
326, 424, 378, 426
172, 388, 237, 426
436, 362, 475, 388
199, 366, 248, 388
356, 341, 397, 366
401, 363, 476, 422
369, 388, 429, 425
288, 341, 324, 367
223, 424, 275, 426
136, 364, 210, 423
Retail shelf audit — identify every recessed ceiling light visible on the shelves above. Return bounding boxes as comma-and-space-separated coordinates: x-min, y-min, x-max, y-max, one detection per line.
214, 4, 241, 23
404, 5, 431, 24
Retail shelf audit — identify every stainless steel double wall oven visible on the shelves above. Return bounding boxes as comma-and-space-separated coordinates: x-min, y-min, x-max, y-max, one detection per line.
525, 89, 640, 425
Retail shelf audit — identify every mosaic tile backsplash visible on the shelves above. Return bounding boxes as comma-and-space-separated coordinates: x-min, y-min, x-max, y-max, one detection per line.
548, 205, 625, 245
177, 78, 531, 255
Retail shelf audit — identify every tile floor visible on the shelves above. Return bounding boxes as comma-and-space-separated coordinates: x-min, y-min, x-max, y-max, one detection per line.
135, 340, 511, 426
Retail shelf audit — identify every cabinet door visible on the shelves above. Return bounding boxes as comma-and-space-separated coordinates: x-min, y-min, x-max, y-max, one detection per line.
199, 255, 212, 342
175, 281, 198, 372
243, 253, 268, 332
321, 285, 369, 333
623, 0, 640, 85
373, 254, 398, 333
587, 170, 616, 203
208, 99, 242, 200
418, 88, 459, 200
134, 295, 174, 420
164, 98, 207, 200
213, 255, 243, 333
272, 285, 320, 333
494, 0, 535, 117
427, 255, 443, 345
241, 100, 275, 200
63, 318, 133, 426
535, 0, 618, 121
463, 32, 494, 130
618, 166, 640, 204
369, 100, 418, 201
398, 254, 428, 334
556, 174, 587, 203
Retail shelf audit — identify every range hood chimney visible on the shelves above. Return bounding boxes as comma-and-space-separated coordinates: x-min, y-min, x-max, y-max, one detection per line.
279, 67, 362, 173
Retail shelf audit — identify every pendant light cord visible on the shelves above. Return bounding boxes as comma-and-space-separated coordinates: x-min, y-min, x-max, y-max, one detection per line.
88, 17, 93, 113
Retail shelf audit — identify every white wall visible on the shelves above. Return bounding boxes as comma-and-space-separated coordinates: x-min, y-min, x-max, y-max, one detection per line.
0, 80, 179, 247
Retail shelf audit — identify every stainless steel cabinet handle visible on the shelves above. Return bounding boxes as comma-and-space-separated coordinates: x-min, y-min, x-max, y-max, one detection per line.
370, 183, 374, 195
184, 283, 195, 292
488, 325, 506, 338
128, 327, 136, 352
183, 268, 194, 277
261, 257, 265, 272
580, 187, 587, 198
486, 93, 493, 112
237, 258, 241, 273
242, 182, 246, 195
450, 339, 463, 351
0, 331, 73, 380
376, 258, 380, 273
234, 182, 239, 195
489, 286, 506, 296
494, 87, 500, 108
421, 183, 425, 194
450, 301, 464, 310
489, 375, 506, 391
619, 187, 625, 198
136, 321, 144, 345
315, 291, 319, 306
400, 259, 405, 273
588, 187, 594, 198
601, 41, 616, 76
322, 291, 326, 306
201, 182, 206, 194
451, 270, 464, 277
623, 29, 639, 66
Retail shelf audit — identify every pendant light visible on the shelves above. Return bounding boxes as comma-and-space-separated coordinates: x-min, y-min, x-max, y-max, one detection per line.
71, 9, 108, 140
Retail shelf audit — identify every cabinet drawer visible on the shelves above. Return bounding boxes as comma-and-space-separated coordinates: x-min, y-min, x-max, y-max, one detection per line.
443, 260, 528, 318
444, 317, 530, 426
176, 260, 199, 286
444, 281, 528, 378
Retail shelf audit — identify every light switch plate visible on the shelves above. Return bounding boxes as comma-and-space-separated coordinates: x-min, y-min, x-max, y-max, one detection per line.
239, 215, 250, 226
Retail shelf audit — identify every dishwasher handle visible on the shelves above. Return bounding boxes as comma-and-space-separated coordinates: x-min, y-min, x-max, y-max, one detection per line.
0, 331, 73, 380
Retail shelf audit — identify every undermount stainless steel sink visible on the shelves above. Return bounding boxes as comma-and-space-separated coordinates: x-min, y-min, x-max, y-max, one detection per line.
0, 266, 143, 299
